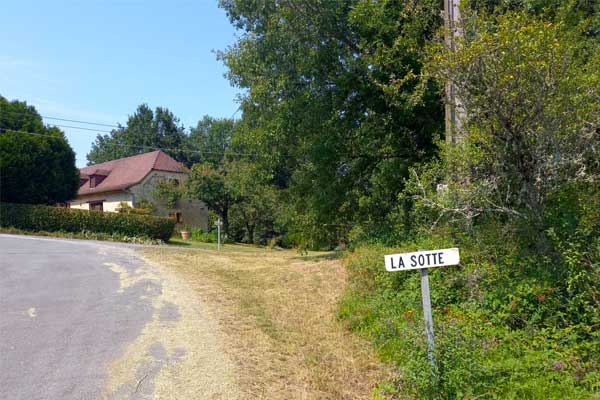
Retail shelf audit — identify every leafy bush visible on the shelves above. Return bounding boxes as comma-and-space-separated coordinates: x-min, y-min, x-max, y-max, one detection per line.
116, 200, 154, 215
190, 227, 218, 243
0, 202, 175, 241
0, 226, 163, 245
424, 13, 600, 233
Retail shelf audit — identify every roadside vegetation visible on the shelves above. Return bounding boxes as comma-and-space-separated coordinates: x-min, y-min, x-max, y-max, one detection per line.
0, 203, 174, 242
0, 226, 164, 245
334, 4, 599, 399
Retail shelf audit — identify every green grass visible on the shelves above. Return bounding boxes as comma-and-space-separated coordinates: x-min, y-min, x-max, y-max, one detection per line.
166, 237, 277, 253
166, 236, 340, 257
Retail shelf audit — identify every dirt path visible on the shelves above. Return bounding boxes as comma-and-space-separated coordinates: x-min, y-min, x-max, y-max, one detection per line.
104, 248, 240, 399
141, 247, 391, 400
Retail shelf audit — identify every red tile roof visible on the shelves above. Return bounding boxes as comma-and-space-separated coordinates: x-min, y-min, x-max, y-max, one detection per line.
77, 150, 185, 196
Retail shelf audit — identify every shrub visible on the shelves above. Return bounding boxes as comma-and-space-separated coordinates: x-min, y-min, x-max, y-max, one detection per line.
0, 226, 163, 245
0, 202, 175, 241
116, 200, 154, 215
191, 227, 218, 243
424, 13, 600, 233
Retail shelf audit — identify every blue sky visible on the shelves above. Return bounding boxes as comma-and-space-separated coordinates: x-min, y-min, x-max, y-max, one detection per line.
0, 0, 241, 166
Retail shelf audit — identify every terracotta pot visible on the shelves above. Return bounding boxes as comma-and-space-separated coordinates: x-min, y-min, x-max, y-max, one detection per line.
181, 231, 190, 240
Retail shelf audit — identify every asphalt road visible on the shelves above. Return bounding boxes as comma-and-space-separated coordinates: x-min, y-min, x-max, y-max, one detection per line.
0, 235, 157, 400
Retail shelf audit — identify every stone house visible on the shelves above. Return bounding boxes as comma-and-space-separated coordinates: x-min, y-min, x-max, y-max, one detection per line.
68, 150, 208, 230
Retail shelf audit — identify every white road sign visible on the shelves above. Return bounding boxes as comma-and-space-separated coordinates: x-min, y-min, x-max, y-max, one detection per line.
384, 248, 460, 272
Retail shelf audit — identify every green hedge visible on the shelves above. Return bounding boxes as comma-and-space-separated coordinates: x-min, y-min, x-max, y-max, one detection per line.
0, 202, 175, 241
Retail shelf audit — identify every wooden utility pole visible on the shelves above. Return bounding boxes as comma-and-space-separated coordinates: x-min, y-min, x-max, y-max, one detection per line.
444, 0, 464, 143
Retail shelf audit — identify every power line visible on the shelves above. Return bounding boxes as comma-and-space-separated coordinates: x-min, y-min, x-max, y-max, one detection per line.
230, 105, 241, 120
0, 127, 255, 157
48, 123, 113, 133
0, 109, 122, 128
42, 116, 120, 128
2, 107, 243, 130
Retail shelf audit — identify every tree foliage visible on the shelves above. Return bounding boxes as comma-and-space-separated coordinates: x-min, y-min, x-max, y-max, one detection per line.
421, 13, 600, 230
465, 0, 600, 37
337, 7, 600, 398
185, 116, 236, 167
185, 159, 278, 243
87, 104, 187, 165
226, 161, 278, 243
187, 162, 237, 235
219, 0, 445, 246
0, 95, 79, 204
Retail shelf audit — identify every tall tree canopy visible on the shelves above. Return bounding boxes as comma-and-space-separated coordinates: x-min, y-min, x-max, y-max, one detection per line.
185, 116, 236, 166
219, 0, 444, 245
0, 95, 79, 204
87, 104, 187, 165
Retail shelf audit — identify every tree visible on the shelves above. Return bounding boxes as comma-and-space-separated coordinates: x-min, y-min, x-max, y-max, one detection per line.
226, 161, 278, 243
187, 162, 237, 235
218, 0, 444, 246
87, 104, 187, 165
185, 116, 236, 167
421, 13, 600, 230
0, 95, 79, 204
185, 159, 278, 243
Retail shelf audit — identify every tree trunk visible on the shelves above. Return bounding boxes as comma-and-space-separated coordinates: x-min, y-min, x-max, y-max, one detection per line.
246, 223, 255, 244
222, 207, 229, 237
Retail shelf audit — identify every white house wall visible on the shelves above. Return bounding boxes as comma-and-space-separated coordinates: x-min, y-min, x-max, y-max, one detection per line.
69, 191, 133, 212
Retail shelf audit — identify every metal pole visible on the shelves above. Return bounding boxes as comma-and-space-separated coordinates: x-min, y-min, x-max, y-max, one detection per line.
217, 218, 221, 251
420, 268, 436, 370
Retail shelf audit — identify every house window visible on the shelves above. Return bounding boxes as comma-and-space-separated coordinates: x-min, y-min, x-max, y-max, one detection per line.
89, 174, 107, 188
89, 201, 103, 211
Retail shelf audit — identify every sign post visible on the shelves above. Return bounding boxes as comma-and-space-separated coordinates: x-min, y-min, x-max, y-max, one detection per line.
384, 248, 460, 370
420, 268, 436, 366
215, 218, 223, 251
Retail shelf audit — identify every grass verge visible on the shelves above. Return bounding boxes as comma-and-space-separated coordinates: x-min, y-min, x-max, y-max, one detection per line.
166, 237, 268, 253
140, 247, 391, 399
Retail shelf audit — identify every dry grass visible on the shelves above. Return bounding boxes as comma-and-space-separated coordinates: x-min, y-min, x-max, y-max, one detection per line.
140, 247, 391, 399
